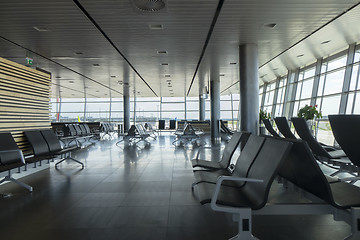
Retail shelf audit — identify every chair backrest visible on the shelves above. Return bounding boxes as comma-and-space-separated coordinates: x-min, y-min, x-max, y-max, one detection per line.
169, 120, 176, 130
220, 120, 232, 134
241, 137, 293, 210
24, 130, 50, 156
83, 123, 92, 135
67, 124, 77, 136
79, 124, 87, 136
291, 117, 331, 159
73, 124, 83, 136
329, 115, 360, 166
219, 132, 249, 169
0, 133, 25, 165
135, 124, 146, 135
40, 129, 62, 153
232, 134, 265, 177
278, 139, 336, 207
127, 125, 137, 136
158, 120, 165, 130
262, 119, 280, 137
274, 117, 297, 139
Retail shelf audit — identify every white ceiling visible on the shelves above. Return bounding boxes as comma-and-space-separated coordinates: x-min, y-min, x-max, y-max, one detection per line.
1, 0, 360, 98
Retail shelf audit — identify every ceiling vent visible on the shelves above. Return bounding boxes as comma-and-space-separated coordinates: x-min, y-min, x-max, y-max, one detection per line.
130, 0, 167, 13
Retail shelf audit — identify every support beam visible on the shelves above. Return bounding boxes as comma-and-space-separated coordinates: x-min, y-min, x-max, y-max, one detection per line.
239, 44, 259, 135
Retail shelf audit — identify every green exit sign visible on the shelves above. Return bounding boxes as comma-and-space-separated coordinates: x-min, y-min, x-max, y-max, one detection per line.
26, 57, 33, 65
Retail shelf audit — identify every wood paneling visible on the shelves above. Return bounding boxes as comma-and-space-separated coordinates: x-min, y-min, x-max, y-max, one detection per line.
0, 57, 51, 153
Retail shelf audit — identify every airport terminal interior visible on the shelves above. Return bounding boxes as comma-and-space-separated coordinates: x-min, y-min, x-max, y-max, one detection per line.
1, 0, 360, 239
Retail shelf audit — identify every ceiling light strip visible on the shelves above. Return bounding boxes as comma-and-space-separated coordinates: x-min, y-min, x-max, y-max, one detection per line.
73, 0, 158, 97
186, 0, 225, 96
0, 36, 123, 96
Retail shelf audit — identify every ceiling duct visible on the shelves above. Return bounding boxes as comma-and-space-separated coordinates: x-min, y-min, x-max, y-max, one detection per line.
130, 0, 167, 13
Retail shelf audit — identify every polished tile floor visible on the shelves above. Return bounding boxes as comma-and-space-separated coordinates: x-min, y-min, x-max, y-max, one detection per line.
0, 134, 351, 240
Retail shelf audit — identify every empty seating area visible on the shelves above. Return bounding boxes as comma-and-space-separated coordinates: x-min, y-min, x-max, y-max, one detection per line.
2, 2, 360, 239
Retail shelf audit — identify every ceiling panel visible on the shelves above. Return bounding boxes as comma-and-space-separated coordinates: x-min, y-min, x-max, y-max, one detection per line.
0, 0, 360, 98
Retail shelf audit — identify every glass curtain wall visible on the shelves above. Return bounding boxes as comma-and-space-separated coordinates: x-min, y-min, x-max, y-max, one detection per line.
50, 94, 240, 129
258, 44, 359, 145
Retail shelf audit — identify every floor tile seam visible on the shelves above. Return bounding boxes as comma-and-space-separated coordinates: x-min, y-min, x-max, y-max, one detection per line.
166, 142, 177, 231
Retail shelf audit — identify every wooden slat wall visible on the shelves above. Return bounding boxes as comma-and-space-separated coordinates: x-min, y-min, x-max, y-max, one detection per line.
0, 57, 51, 153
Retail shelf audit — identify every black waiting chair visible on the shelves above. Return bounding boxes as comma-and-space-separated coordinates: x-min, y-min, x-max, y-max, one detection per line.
291, 117, 349, 175
262, 119, 280, 137
24, 130, 54, 165
0, 133, 33, 192
169, 120, 176, 130
274, 117, 297, 139
40, 129, 83, 169
25, 130, 83, 169
329, 115, 360, 178
194, 136, 293, 239
172, 122, 204, 146
220, 120, 233, 135
191, 131, 250, 170
158, 120, 165, 130
192, 134, 265, 188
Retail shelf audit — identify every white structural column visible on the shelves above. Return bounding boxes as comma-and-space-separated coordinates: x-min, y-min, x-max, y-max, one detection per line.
239, 44, 259, 135
123, 85, 130, 133
199, 70, 206, 121
210, 66, 220, 143
199, 95, 206, 121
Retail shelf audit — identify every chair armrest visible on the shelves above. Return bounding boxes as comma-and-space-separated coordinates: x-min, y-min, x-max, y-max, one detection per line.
210, 176, 263, 214
330, 176, 360, 183
195, 146, 222, 160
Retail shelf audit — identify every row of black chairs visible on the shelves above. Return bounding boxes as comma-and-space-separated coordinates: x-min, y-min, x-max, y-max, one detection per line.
62, 123, 96, 147
116, 124, 156, 147
0, 129, 82, 192
263, 116, 359, 180
191, 132, 360, 239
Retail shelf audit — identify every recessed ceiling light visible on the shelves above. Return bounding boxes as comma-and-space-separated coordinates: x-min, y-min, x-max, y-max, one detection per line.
165, 74, 171, 77
321, 40, 331, 44
51, 56, 76, 60
230, 62, 237, 65
297, 54, 304, 58
93, 63, 100, 67
161, 63, 169, 66
69, 81, 74, 83
157, 50, 168, 54
33, 26, 50, 32
262, 23, 277, 29
149, 24, 164, 30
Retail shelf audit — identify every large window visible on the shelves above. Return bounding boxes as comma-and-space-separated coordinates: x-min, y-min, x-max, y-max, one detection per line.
293, 65, 316, 116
